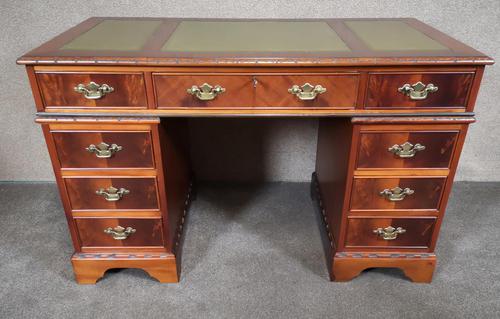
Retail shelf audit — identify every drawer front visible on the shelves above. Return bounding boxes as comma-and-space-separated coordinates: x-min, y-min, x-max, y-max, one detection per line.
345, 217, 436, 248
365, 72, 474, 109
36, 72, 147, 108
154, 74, 254, 108
356, 131, 458, 169
254, 74, 358, 108
350, 177, 446, 211
75, 218, 163, 247
65, 177, 159, 211
52, 131, 155, 169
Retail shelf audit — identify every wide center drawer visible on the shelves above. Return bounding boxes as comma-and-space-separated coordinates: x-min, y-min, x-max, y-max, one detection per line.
64, 177, 159, 211
356, 130, 459, 169
153, 73, 359, 108
345, 217, 436, 248
36, 72, 148, 109
350, 177, 446, 211
52, 131, 155, 169
75, 218, 164, 247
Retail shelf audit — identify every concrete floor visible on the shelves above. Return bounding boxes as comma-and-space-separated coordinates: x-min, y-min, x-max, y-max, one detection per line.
0, 182, 499, 318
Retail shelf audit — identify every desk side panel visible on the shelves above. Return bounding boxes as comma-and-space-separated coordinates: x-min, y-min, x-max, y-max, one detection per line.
315, 118, 353, 250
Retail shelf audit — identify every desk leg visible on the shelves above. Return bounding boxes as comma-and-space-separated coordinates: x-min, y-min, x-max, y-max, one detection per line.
71, 254, 179, 284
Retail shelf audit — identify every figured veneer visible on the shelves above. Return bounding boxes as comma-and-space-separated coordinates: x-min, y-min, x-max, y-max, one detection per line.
75, 218, 164, 247
345, 217, 436, 248
155, 73, 360, 109
154, 74, 254, 108
36, 72, 148, 109
365, 72, 474, 109
52, 131, 154, 169
64, 177, 159, 211
350, 177, 446, 211
253, 74, 358, 108
356, 130, 458, 169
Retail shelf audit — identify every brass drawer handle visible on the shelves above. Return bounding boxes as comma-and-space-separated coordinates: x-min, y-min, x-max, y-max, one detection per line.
74, 81, 114, 100
288, 83, 327, 101
373, 226, 406, 240
398, 81, 438, 100
86, 142, 123, 158
187, 83, 225, 101
96, 186, 130, 202
388, 142, 425, 158
104, 226, 136, 240
380, 187, 414, 201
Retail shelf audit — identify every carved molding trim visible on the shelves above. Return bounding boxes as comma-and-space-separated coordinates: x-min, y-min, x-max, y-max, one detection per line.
335, 252, 436, 259
73, 253, 172, 259
311, 172, 336, 250
173, 180, 194, 254
17, 56, 493, 66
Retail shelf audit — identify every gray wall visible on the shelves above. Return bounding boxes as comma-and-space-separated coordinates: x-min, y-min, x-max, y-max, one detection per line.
1, 0, 499, 182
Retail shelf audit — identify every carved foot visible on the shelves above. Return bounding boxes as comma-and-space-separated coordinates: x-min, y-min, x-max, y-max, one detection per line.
71, 253, 179, 284
331, 253, 436, 283
72, 260, 108, 284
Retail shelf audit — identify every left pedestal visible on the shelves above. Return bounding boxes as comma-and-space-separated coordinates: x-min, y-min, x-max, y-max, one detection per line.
38, 117, 192, 284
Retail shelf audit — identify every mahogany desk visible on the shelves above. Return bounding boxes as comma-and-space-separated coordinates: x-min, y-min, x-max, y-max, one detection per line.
18, 18, 493, 284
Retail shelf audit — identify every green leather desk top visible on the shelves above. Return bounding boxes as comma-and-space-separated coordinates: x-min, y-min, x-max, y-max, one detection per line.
18, 17, 493, 66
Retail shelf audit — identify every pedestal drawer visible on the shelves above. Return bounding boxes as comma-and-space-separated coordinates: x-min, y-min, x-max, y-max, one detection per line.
52, 131, 155, 169
350, 177, 446, 211
36, 72, 148, 109
356, 130, 458, 169
75, 218, 164, 247
64, 177, 159, 211
365, 72, 474, 109
345, 217, 436, 248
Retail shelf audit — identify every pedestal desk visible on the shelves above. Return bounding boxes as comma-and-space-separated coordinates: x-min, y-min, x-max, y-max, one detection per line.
18, 18, 493, 284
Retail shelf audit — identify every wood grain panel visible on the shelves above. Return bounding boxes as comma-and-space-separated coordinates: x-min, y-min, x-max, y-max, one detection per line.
315, 118, 354, 249
254, 74, 358, 108
345, 217, 436, 248
75, 218, 163, 247
154, 74, 254, 108
52, 131, 154, 169
357, 131, 458, 169
350, 177, 446, 211
36, 72, 147, 108
64, 177, 159, 210
365, 72, 474, 109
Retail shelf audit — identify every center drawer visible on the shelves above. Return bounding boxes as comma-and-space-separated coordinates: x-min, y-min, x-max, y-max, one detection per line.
75, 218, 164, 247
64, 177, 159, 211
350, 177, 446, 211
153, 73, 359, 108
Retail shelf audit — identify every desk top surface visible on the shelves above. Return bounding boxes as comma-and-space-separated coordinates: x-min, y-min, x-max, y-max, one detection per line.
18, 17, 493, 66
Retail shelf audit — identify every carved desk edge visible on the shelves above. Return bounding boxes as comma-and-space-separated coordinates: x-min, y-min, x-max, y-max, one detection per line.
35, 112, 477, 119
